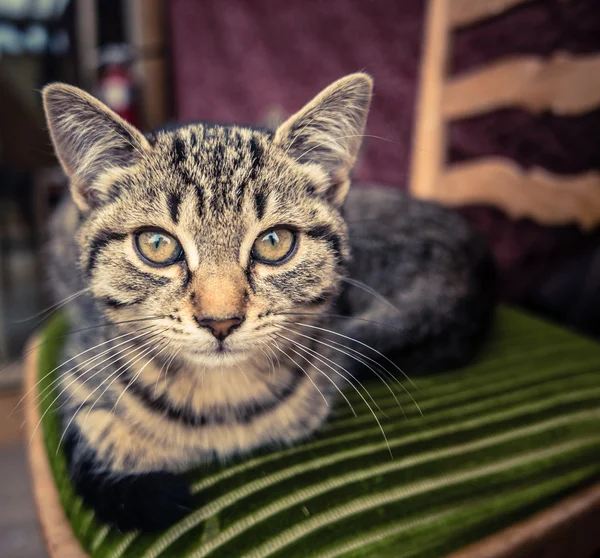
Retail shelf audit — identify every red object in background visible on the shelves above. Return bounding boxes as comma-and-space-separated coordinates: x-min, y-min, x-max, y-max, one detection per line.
97, 44, 139, 127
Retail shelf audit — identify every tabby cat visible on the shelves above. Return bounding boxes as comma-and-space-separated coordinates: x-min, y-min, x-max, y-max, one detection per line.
42, 74, 495, 531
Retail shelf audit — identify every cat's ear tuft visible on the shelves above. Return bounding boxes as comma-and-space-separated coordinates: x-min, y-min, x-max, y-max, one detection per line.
274, 73, 372, 206
42, 83, 150, 211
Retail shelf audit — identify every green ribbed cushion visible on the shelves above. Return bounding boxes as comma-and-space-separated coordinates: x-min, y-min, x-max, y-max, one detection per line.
38, 307, 600, 558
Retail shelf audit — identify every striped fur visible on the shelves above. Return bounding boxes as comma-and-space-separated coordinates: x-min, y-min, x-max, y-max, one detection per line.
42, 74, 495, 531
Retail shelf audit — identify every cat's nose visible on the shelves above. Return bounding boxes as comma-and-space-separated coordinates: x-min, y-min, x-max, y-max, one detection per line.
197, 317, 244, 341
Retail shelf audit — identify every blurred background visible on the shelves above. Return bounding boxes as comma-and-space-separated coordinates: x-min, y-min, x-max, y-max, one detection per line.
0, 0, 599, 555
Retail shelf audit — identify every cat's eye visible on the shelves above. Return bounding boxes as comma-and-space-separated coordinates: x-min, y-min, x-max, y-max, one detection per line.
135, 230, 183, 266
251, 227, 297, 264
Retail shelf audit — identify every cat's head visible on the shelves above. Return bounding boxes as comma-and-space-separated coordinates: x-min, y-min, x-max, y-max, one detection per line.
43, 74, 372, 366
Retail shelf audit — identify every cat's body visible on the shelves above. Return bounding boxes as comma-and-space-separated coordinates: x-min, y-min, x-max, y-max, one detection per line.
43, 75, 495, 531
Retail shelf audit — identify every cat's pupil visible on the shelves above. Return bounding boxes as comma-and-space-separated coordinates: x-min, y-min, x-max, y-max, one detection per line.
152, 234, 165, 250
265, 231, 279, 246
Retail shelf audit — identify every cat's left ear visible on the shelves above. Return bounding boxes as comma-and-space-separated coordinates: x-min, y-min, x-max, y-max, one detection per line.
42, 83, 151, 211
274, 73, 372, 206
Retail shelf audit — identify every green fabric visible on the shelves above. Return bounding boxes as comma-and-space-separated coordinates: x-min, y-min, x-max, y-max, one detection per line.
38, 308, 600, 558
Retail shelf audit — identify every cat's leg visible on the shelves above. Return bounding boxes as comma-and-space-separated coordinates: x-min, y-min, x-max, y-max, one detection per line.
62, 409, 192, 531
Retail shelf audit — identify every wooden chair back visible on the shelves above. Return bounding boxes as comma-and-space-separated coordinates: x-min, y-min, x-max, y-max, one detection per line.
410, 0, 600, 229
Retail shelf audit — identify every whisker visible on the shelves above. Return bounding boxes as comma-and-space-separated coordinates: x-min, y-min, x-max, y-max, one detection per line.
280, 324, 405, 417
259, 336, 284, 383
236, 363, 251, 385
260, 339, 278, 368
57, 344, 164, 454
13, 324, 158, 416
283, 322, 420, 414
275, 332, 392, 457
154, 348, 180, 398
274, 341, 355, 416
271, 343, 329, 407
341, 277, 400, 313
294, 322, 420, 397
275, 331, 387, 417
56, 332, 168, 452
271, 340, 282, 372
262, 345, 277, 373
14, 287, 91, 323
24, 326, 161, 415
3, 315, 166, 381
111, 342, 170, 414
81, 333, 168, 419
29, 329, 164, 446
255, 342, 276, 379
276, 312, 406, 334
49, 335, 163, 415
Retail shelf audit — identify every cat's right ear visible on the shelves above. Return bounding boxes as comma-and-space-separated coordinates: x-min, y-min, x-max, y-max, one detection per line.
42, 83, 151, 211
274, 73, 372, 207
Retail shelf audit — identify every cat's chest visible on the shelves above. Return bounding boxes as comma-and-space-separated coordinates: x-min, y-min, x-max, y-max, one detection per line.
106, 354, 337, 468
157, 361, 298, 413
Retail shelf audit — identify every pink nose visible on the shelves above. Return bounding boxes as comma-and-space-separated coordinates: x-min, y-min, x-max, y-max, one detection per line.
197, 317, 243, 340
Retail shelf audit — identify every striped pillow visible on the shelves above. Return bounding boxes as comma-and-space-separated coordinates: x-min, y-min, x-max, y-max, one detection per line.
38, 307, 600, 557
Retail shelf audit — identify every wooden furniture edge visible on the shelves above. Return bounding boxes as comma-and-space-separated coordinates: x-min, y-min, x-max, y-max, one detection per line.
448, 479, 600, 557
436, 158, 600, 230
442, 53, 600, 119
409, 0, 448, 198
24, 335, 89, 558
449, 0, 533, 29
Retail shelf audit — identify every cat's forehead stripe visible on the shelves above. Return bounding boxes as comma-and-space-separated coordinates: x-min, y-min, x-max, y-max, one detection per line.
194, 184, 205, 218
253, 191, 267, 221
173, 136, 186, 163
167, 191, 182, 224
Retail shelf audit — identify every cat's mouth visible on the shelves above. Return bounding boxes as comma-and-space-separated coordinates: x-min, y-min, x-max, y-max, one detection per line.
186, 344, 249, 366
171, 327, 272, 367
191, 346, 243, 356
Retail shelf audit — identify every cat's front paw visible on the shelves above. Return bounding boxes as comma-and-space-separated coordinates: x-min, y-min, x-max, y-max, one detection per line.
75, 470, 192, 531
